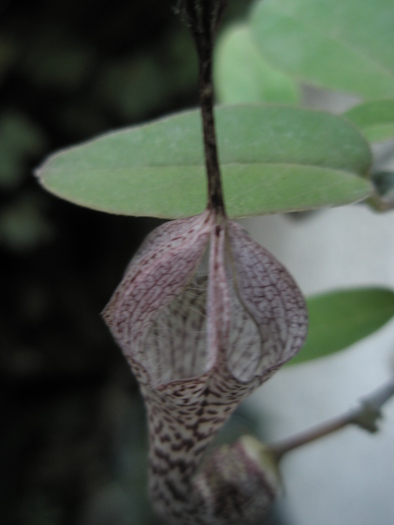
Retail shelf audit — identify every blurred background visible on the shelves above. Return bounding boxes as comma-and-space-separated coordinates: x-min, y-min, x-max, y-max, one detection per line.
2, 1, 394, 525
0, 1, 254, 524
245, 203, 394, 525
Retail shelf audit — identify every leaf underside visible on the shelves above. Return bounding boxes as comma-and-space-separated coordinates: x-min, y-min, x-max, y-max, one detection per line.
344, 99, 394, 143
289, 288, 394, 365
37, 105, 372, 218
214, 23, 299, 105
251, 0, 394, 100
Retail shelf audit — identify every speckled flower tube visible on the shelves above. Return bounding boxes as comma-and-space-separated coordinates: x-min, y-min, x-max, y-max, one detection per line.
103, 209, 308, 524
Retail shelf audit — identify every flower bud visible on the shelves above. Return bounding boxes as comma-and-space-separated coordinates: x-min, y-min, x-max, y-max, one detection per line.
193, 436, 281, 525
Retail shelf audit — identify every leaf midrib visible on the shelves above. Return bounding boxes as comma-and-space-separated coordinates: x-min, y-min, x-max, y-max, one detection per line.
40, 162, 369, 176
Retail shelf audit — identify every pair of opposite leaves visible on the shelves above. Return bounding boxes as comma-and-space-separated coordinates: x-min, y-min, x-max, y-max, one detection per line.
103, 208, 308, 525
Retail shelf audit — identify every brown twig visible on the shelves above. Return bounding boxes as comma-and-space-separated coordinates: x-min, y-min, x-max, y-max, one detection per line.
179, 0, 227, 216
269, 377, 394, 462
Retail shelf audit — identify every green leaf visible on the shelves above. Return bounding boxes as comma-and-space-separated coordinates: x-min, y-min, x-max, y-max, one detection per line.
214, 23, 299, 105
251, 0, 394, 100
344, 100, 394, 143
290, 288, 394, 365
36, 105, 373, 218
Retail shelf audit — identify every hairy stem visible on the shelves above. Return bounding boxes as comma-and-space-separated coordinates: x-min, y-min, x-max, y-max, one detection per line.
270, 377, 394, 462
181, 0, 227, 216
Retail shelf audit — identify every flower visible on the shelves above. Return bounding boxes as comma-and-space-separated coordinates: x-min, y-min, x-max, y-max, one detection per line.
103, 209, 308, 525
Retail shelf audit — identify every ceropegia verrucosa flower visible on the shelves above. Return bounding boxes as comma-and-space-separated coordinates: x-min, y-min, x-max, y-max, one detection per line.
103, 208, 308, 525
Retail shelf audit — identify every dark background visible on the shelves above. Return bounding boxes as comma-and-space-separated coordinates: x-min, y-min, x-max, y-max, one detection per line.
0, 1, 268, 525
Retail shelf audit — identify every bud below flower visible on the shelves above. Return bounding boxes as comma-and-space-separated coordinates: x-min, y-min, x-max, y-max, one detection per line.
193, 436, 281, 525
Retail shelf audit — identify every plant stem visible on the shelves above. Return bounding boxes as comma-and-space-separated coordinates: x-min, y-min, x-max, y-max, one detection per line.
181, 0, 227, 216
269, 377, 394, 462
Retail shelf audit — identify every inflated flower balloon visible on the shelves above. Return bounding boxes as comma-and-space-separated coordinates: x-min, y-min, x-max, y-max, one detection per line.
103, 1, 308, 523
103, 209, 307, 524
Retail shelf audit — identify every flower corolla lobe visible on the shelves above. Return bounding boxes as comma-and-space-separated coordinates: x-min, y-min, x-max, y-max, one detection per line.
103, 210, 308, 393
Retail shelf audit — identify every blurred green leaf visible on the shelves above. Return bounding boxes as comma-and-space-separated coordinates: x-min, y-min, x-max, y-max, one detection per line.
36, 105, 372, 218
344, 100, 394, 143
0, 194, 53, 251
96, 54, 165, 120
0, 111, 46, 190
95, 31, 196, 121
0, 37, 18, 85
290, 288, 394, 365
251, 0, 394, 99
214, 23, 299, 105
21, 29, 94, 90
